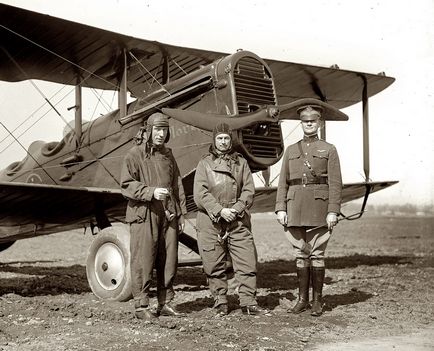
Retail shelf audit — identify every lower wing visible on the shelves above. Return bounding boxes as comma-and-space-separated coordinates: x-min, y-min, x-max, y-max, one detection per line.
251, 180, 398, 213
0, 181, 125, 242
0, 180, 398, 243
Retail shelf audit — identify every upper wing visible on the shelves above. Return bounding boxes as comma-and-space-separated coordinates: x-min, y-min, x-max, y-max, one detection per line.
0, 4, 222, 98
265, 59, 395, 109
251, 180, 399, 213
0, 3, 394, 108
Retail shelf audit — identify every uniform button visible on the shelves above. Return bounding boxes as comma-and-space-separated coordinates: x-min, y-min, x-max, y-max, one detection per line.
305, 152, 308, 155
303, 173, 306, 176
307, 143, 310, 146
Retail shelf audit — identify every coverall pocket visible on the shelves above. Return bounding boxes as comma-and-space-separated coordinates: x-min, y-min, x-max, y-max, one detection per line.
126, 202, 148, 223
199, 244, 220, 275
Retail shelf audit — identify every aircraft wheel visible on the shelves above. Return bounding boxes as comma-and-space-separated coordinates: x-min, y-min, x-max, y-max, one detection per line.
86, 225, 132, 301
0, 241, 16, 253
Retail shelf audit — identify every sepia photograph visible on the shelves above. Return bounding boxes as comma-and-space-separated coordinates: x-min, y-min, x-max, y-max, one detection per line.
0, 1, 433, 350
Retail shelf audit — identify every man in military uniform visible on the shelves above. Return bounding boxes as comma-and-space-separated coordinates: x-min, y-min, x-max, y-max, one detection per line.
275, 104, 342, 316
194, 123, 268, 316
121, 112, 187, 320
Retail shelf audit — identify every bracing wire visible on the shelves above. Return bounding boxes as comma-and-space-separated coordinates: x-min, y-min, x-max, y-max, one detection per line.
171, 58, 188, 76
0, 82, 70, 146
0, 83, 80, 155
129, 51, 171, 96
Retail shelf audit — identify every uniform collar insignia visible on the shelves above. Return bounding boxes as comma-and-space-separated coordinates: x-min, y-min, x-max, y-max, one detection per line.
303, 135, 319, 142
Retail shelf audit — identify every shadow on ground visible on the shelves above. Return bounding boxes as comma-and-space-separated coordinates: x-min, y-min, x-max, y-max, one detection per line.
0, 254, 417, 298
323, 290, 373, 311
0, 264, 90, 296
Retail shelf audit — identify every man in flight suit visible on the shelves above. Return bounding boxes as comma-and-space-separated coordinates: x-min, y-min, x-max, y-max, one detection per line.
194, 123, 268, 316
121, 112, 187, 320
275, 105, 342, 316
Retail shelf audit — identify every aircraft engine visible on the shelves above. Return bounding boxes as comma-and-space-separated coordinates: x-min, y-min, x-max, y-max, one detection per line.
125, 50, 285, 172
209, 51, 284, 171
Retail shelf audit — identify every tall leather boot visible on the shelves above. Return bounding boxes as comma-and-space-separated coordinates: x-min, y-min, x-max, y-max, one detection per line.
291, 267, 310, 314
311, 267, 325, 316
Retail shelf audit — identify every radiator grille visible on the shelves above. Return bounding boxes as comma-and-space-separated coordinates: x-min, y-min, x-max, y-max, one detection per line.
233, 57, 283, 161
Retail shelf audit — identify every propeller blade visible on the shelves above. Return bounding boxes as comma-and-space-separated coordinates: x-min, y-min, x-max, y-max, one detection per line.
162, 106, 279, 131
278, 98, 349, 121
163, 98, 347, 132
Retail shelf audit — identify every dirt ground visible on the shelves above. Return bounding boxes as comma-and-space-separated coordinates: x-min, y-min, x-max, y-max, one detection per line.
0, 213, 433, 351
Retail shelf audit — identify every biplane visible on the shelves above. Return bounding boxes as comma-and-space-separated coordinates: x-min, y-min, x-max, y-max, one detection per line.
0, 4, 397, 301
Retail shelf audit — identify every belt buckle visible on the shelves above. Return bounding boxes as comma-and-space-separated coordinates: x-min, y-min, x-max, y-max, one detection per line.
302, 175, 307, 186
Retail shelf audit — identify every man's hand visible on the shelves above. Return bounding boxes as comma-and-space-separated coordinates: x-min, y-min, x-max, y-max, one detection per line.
153, 188, 169, 200
276, 211, 287, 226
178, 215, 185, 233
326, 212, 338, 230
220, 208, 238, 222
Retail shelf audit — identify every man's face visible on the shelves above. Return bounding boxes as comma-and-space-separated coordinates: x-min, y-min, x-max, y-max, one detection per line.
152, 125, 168, 146
215, 133, 231, 153
301, 118, 320, 136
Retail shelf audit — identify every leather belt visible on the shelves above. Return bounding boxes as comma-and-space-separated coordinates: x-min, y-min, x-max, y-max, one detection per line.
288, 177, 328, 186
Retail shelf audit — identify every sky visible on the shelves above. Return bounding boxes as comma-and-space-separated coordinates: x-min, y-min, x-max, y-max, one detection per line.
0, 0, 433, 207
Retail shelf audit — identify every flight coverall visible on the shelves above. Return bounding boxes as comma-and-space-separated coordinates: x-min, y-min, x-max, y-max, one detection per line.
275, 135, 342, 268
193, 151, 258, 307
121, 144, 187, 306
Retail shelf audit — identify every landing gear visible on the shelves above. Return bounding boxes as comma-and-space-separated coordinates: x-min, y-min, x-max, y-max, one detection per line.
85, 224, 202, 301
86, 225, 132, 301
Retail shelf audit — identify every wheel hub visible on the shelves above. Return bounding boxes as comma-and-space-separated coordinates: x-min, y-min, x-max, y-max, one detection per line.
94, 242, 125, 290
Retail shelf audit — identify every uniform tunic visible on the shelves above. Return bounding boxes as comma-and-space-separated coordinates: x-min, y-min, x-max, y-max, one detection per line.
121, 144, 186, 305
193, 151, 258, 307
275, 136, 342, 266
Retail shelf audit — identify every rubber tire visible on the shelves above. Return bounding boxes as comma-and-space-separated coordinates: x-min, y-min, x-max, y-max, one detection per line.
86, 225, 132, 301
0, 241, 16, 253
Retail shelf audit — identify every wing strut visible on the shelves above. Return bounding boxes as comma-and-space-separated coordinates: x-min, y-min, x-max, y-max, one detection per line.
341, 80, 372, 221
118, 49, 128, 118
362, 77, 370, 181
74, 85, 82, 144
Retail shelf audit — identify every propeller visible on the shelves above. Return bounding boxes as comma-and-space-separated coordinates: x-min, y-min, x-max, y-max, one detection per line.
162, 106, 279, 132
162, 98, 348, 132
